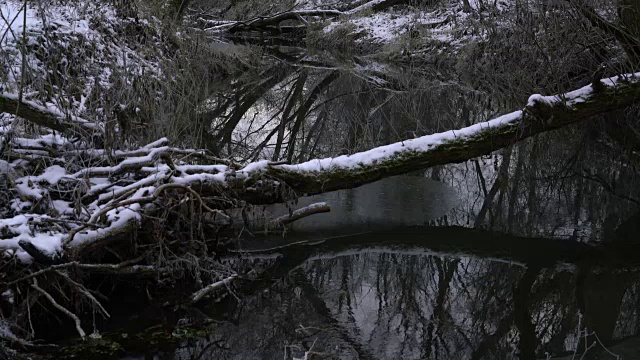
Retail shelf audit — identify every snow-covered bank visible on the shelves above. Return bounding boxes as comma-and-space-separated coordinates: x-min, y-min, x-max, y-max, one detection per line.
0, 0, 162, 121
323, 7, 463, 45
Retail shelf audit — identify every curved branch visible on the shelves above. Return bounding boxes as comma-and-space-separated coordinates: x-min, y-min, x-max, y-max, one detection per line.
269, 202, 330, 227
190, 274, 237, 304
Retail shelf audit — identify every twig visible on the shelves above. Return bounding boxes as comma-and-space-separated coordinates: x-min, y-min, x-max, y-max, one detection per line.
190, 274, 238, 304
89, 183, 230, 225
55, 270, 110, 319
8, 254, 147, 285
269, 202, 330, 227
31, 279, 86, 340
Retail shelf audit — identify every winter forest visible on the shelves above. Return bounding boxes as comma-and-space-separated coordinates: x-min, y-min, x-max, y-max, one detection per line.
0, 0, 639, 358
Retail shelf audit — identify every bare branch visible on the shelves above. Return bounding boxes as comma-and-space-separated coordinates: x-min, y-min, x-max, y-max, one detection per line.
190, 274, 238, 304
269, 202, 331, 227
31, 279, 86, 340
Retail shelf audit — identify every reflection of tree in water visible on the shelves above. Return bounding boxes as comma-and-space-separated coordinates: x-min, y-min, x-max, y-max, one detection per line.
165, 132, 640, 359
301, 253, 640, 359
437, 123, 640, 243
301, 254, 513, 358
150, 5, 640, 356
163, 249, 640, 359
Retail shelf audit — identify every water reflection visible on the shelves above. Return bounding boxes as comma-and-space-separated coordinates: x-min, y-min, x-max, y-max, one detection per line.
171, 129, 640, 359
431, 129, 640, 243
126, 228, 640, 360
243, 175, 458, 240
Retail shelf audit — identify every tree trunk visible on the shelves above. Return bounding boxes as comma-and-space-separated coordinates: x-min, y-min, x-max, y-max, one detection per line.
0, 93, 99, 137
164, 0, 192, 26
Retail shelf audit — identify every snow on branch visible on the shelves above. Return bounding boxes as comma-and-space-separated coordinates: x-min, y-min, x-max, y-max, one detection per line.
252, 72, 640, 199
0, 135, 237, 262
0, 93, 101, 137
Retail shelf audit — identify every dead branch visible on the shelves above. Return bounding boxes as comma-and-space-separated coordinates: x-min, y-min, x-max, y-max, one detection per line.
190, 274, 238, 304
7, 254, 147, 286
269, 202, 331, 227
86, 183, 230, 225
55, 270, 110, 319
31, 279, 86, 340
0, 93, 101, 137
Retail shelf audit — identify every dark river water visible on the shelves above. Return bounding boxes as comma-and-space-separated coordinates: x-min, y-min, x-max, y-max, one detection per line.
106, 174, 640, 360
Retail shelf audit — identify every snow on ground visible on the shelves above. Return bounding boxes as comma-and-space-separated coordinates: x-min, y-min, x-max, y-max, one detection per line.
0, 1, 93, 87
0, 0, 166, 262
0, 0, 162, 115
295, 0, 356, 11
0, 2, 40, 36
324, 10, 451, 44
321, 4, 468, 47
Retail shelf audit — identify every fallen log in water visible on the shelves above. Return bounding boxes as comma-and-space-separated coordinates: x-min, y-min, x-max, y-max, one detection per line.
1, 72, 638, 263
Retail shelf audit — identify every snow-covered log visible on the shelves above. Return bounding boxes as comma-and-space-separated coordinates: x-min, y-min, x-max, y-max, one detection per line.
0, 93, 101, 137
230, 73, 640, 203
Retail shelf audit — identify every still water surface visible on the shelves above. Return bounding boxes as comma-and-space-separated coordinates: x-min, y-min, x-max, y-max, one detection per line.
116, 176, 640, 360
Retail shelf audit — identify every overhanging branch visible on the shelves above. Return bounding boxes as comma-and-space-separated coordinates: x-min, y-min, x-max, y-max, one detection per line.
212, 73, 640, 204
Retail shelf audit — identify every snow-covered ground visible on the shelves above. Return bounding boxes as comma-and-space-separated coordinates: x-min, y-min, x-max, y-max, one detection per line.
0, 2, 40, 37
323, 9, 460, 45
0, 0, 166, 261
309, 0, 485, 52
0, 0, 162, 115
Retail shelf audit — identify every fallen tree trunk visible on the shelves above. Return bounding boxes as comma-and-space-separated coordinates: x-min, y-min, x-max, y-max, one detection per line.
233, 226, 640, 269
214, 73, 640, 204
